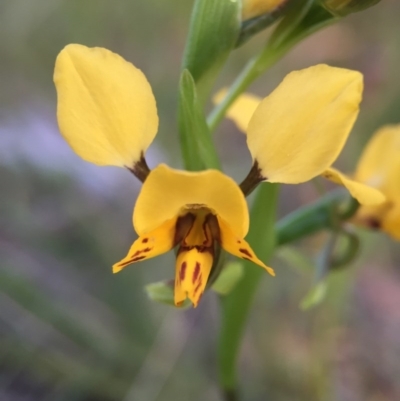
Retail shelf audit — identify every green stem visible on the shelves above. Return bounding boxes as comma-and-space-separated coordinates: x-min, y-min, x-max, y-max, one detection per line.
275, 190, 360, 247
218, 183, 279, 396
207, 44, 281, 132
207, 7, 337, 133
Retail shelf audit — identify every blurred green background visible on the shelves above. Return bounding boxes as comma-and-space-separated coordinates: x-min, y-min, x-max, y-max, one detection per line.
1, 1, 400, 400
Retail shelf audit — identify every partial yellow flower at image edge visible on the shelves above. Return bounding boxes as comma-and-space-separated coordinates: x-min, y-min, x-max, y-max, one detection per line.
351, 125, 400, 240
54, 44, 386, 307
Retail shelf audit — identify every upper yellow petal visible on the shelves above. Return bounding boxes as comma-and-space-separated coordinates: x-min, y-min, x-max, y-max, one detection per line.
54, 44, 158, 167
246, 64, 363, 184
214, 89, 261, 133
133, 164, 249, 238
322, 167, 386, 206
354, 124, 400, 198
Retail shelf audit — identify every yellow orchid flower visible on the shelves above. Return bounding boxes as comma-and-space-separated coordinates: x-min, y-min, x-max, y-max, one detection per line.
54, 44, 273, 307
54, 45, 384, 307
351, 125, 400, 240
215, 68, 386, 206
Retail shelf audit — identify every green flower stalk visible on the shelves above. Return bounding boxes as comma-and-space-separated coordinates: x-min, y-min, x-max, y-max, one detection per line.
320, 0, 382, 16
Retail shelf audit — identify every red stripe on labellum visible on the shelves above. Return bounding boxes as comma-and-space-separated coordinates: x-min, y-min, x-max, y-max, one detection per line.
117, 255, 146, 267
180, 262, 187, 281
133, 247, 153, 257
239, 248, 252, 258
194, 278, 202, 295
132, 255, 146, 262
192, 262, 201, 284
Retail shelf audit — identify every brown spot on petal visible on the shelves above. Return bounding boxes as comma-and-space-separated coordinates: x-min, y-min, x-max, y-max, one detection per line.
237, 240, 241, 244
367, 217, 381, 229
143, 247, 152, 253
142, 238, 149, 243
239, 248, 252, 258
180, 262, 187, 281
192, 262, 201, 284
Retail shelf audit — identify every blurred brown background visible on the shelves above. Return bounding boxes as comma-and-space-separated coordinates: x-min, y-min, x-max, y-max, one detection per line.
1, 1, 400, 400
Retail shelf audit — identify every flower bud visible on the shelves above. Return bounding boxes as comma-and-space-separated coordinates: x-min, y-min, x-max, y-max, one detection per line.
242, 0, 289, 21
320, 0, 381, 17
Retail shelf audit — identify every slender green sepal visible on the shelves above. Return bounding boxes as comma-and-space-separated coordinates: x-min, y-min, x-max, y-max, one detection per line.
178, 69, 221, 171
182, 0, 241, 101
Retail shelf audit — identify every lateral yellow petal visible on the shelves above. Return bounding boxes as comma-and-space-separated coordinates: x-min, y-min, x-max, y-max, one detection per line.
54, 44, 158, 167
174, 248, 213, 307
213, 89, 261, 133
322, 167, 386, 206
217, 217, 275, 276
382, 203, 400, 240
247, 65, 363, 183
134, 164, 249, 238
112, 217, 176, 273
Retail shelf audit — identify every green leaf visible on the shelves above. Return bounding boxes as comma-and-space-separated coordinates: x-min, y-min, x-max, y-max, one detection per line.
276, 246, 314, 274
300, 280, 327, 310
182, 0, 241, 100
178, 69, 221, 171
212, 262, 244, 295
145, 280, 191, 308
217, 183, 279, 391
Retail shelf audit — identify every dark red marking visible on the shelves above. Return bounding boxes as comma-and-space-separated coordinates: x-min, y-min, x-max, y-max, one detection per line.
194, 278, 202, 295
180, 262, 187, 281
239, 248, 252, 258
367, 218, 381, 229
175, 213, 196, 245
133, 247, 153, 258
132, 255, 146, 262
117, 255, 146, 267
192, 262, 201, 284
205, 214, 220, 243
142, 238, 149, 243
